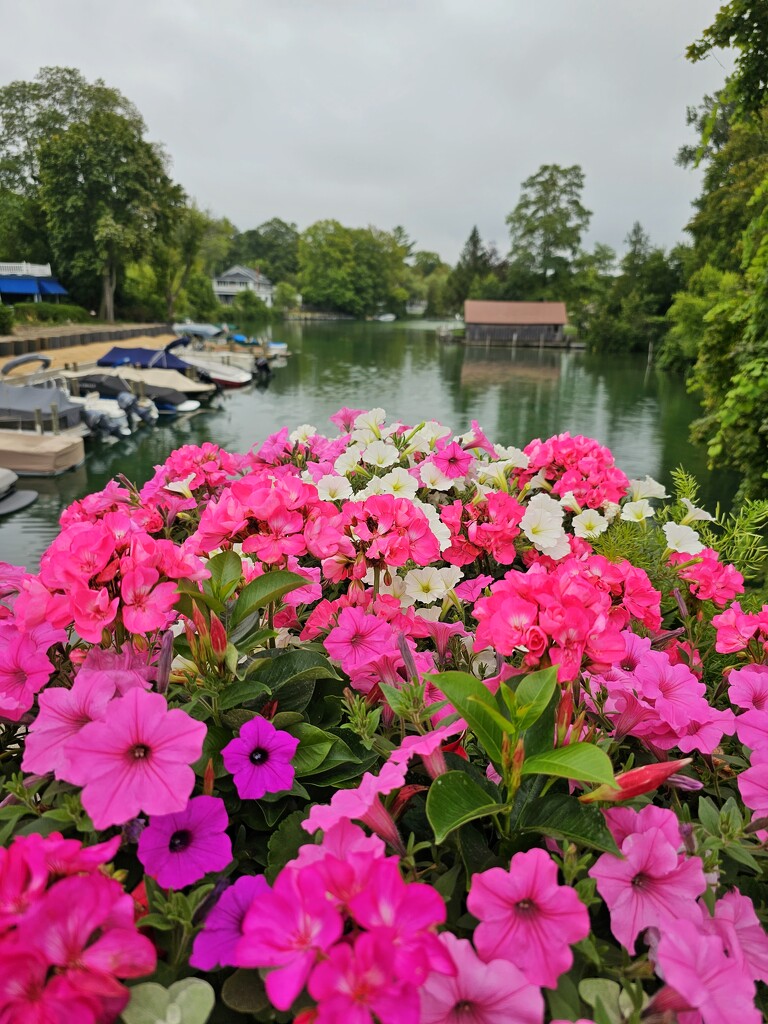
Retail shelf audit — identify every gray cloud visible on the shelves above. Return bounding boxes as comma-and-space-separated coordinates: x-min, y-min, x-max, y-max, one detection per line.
2, 0, 730, 261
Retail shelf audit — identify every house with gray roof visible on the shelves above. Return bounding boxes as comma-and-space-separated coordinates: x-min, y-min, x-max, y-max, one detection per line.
212, 265, 274, 308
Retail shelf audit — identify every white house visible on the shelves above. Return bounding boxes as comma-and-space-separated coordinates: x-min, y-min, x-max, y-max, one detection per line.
212, 265, 274, 308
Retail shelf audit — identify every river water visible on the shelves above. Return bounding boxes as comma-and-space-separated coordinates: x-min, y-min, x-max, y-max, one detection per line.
0, 321, 738, 570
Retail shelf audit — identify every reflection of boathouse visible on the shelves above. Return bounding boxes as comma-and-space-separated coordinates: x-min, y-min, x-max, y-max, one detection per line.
464, 300, 568, 346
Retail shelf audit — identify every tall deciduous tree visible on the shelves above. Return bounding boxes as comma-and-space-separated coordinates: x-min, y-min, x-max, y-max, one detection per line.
506, 164, 591, 292
38, 108, 183, 321
688, 1, 768, 119
231, 218, 300, 283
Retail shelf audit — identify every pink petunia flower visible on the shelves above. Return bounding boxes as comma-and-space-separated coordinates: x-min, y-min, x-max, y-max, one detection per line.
302, 759, 408, 851
430, 442, 474, 480
324, 606, 398, 674
61, 687, 206, 829
653, 918, 760, 1024
0, 948, 101, 1024
588, 826, 706, 953
221, 716, 299, 800
419, 932, 544, 1024
190, 874, 270, 971
21, 671, 115, 777
467, 848, 590, 988
0, 626, 56, 722
137, 796, 233, 889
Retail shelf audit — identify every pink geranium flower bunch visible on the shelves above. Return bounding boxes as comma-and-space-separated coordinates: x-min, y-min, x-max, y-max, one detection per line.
233, 824, 451, 1020
0, 832, 155, 1023
518, 431, 630, 507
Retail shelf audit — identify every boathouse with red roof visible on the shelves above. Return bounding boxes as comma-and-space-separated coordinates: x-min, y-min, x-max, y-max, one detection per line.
463, 300, 568, 346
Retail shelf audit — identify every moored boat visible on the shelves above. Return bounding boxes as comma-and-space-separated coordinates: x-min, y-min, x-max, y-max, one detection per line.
0, 430, 85, 476
0, 466, 37, 516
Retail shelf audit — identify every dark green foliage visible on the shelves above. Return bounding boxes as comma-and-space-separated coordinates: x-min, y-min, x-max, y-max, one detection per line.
230, 218, 299, 284
10, 301, 89, 324
0, 305, 12, 333
688, 1, 768, 118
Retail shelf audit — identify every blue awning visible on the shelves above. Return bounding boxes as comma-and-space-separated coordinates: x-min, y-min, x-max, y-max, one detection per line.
0, 276, 39, 296
38, 279, 68, 296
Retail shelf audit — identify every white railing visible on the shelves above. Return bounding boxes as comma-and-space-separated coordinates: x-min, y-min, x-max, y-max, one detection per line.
0, 262, 52, 277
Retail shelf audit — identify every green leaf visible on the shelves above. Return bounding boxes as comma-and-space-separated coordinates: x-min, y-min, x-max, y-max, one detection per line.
218, 679, 270, 711
697, 795, 721, 835
121, 980, 215, 1024
426, 770, 503, 844
204, 550, 243, 602
512, 665, 559, 731
221, 969, 270, 1015
250, 649, 340, 692
521, 742, 615, 786
517, 793, 620, 854
191, 724, 231, 779
429, 671, 504, 764
286, 723, 336, 776
230, 570, 307, 626
266, 809, 311, 883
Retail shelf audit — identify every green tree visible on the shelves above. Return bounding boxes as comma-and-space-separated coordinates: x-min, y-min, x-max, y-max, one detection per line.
688, 1, 768, 118
273, 281, 299, 312
231, 218, 299, 283
445, 227, 494, 310
152, 205, 208, 320
38, 108, 183, 321
505, 164, 592, 294
0, 66, 143, 195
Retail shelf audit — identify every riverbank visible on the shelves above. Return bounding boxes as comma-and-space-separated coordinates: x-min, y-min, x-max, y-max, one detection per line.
0, 330, 175, 375
0, 322, 169, 359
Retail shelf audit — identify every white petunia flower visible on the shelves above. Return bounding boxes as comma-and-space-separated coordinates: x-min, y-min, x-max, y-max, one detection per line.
438, 566, 464, 591
680, 497, 715, 524
362, 439, 400, 468
378, 466, 419, 498
404, 566, 448, 604
544, 532, 572, 560
620, 499, 655, 522
414, 498, 452, 551
520, 493, 566, 551
353, 408, 387, 432
603, 501, 621, 524
559, 491, 581, 513
572, 509, 609, 539
493, 445, 529, 469
334, 444, 364, 475
316, 475, 354, 501
164, 473, 196, 499
289, 424, 317, 444
663, 522, 705, 556
357, 476, 388, 499
628, 475, 668, 501
419, 460, 455, 492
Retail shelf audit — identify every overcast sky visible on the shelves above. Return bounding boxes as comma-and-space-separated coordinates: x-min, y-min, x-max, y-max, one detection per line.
2, 0, 730, 263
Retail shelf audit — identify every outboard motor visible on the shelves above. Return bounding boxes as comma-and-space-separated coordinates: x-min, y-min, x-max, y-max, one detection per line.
117, 391, 140, 430
81, 408, 113, 440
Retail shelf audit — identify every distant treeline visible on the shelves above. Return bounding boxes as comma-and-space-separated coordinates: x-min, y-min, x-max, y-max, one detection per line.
3, 4, 768, 501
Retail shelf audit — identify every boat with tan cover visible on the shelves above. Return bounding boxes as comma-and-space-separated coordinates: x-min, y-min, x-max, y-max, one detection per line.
0, 430, 85, 476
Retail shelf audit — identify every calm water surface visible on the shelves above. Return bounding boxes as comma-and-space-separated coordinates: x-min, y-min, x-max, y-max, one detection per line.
0, 321, 738, 570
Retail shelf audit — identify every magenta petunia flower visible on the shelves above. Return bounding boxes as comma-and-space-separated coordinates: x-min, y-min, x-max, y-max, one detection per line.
467, 848, 590, 989
61, 687, 206, 829
137, 796, 233, 889
221, 716, 299, 800
419, 932, 544, 1024
190, 874, 269, 970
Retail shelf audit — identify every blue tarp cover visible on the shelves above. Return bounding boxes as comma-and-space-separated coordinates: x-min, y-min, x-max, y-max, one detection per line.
97, 347, 192, 371
38, 279, 68, 296
0, 276, 39, 296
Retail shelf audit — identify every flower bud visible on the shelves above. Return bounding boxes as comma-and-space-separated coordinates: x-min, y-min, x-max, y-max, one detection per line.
209, 612, 227, 664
